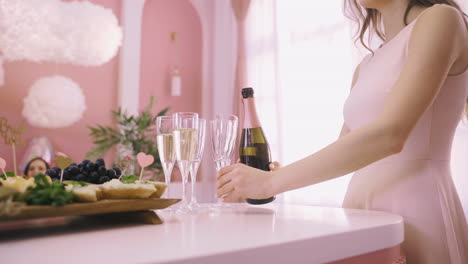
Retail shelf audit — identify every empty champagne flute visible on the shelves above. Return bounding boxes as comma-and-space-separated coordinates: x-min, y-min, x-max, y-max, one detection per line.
210, 115, 238, 209
173, 112, 199, 213
188, 119, 206, 211
156, 116, 176, 200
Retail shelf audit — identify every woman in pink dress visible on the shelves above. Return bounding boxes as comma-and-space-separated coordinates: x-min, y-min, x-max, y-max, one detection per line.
217, 1, 468, 263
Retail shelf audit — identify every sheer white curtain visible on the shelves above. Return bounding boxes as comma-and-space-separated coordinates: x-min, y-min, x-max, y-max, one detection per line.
244, 0, 282, 165
246, 0, 468, 210
246, 0, 357, 206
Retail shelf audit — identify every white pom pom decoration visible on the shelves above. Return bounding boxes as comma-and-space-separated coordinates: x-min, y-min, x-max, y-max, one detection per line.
22, 76, 86, 128
0, 0, 122, 66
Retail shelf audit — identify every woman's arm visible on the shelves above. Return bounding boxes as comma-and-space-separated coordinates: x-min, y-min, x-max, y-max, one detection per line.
269, 5, 465, 195
217, 5, 465, 200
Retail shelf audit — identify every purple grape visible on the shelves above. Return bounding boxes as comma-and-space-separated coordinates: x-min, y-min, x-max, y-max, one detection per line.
75, 174, 86, 182
63, 171, 71, 180
86, 162, 96, 172
69, 166, 80, 176
106, 169, 116, 179
99, 176, 110, 184
96, 158, 105, 168
46, 169, 57, 178
98, 166, 107, 176
113, 167, 122, 176
89, 172, 99, 183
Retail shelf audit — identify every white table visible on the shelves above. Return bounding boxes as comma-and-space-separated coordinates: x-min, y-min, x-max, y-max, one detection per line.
0, 204, 404, 264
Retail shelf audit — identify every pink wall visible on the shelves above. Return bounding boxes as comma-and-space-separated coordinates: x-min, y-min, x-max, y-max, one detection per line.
140, 0, 202, 116
0, 0, 203, 178
140, 0, 202, 180
0, 0, 121, 172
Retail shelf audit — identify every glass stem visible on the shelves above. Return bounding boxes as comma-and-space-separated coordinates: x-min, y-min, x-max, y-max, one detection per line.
182, 175, 187, 204
190, 161, 200, 203
162, 162, 174, 198
178, 160, 191, 206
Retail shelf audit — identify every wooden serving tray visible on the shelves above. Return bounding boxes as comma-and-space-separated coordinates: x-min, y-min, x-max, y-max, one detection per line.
0, 198, 180, 222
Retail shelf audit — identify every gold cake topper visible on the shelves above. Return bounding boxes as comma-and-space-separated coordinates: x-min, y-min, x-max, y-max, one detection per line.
0, 117, 26, 147
0, 117, 26, 175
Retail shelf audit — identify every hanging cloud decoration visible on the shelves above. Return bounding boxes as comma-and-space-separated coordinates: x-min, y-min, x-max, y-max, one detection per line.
0, 0, 122, 66
23, 75, 86, 128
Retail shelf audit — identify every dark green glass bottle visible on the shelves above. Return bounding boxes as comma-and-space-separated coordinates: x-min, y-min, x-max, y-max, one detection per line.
240, 87, 275, 204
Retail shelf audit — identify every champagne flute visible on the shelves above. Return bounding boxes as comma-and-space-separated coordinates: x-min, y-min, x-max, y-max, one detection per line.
210, 115, 238, 209
156, 116, 176, 200
173, 112, 199, 213
188, 119, 206, 211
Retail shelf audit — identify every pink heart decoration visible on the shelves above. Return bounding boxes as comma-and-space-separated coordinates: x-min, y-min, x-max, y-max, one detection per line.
0, 158, 5, 170
137, 152, 154, 168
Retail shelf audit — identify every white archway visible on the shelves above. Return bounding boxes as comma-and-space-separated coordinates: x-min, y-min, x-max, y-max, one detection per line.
118, 0, 216, 202
118, 0, 212, 119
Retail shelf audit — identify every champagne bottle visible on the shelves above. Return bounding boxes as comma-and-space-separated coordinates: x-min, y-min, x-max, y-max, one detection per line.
240, 87, 275, 204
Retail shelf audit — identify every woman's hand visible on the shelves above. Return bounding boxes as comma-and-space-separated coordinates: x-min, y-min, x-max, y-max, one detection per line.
269, 161, 281, 171
216, 162, 280, 203
235, 159, 281, 171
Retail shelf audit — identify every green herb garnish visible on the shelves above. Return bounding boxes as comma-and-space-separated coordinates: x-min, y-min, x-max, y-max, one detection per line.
26, 174, 74, 207
120, 175, 139, 184
0, 171, 16, 180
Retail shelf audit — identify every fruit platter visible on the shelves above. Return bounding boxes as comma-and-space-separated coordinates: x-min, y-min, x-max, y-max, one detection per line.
0, 157, 180, 225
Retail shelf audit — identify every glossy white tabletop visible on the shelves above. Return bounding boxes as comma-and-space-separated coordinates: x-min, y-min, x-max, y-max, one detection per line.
0, 204, 404, 264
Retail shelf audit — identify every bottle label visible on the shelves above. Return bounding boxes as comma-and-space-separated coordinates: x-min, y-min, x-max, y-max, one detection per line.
240, 147, 256, 156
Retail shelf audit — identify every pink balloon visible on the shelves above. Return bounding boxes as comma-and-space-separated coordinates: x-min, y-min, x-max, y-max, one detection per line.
0, 158, 5, 170
137, 152, 154, 168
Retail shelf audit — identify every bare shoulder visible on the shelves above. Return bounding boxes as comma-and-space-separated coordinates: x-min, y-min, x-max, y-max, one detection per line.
408, 4, 466, 68
412, 4, 467, 73
414, 4, 466, 39
420, 4, 466, 24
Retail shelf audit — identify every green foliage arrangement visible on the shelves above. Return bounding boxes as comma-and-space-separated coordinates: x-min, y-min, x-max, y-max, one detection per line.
86, 96, 169, 172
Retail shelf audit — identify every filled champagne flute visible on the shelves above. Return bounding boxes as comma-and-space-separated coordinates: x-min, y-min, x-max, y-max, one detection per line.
188, 119, 206, 211
210, 115, 238, 209
173, 112, 199, 213
156, 116, 176, 200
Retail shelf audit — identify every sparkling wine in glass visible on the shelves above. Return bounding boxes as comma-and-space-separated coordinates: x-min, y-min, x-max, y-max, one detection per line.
173, 112, 199, 213
156, 116, 176, 199
188, 119, 206, 211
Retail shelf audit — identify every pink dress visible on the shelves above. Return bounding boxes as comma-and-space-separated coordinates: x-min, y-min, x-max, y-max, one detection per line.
342, 11, 468, 264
